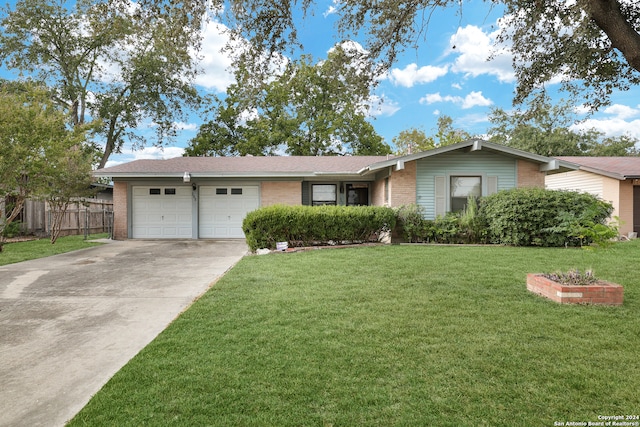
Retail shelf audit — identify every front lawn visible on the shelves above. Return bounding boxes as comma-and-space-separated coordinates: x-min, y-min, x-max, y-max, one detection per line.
0, 234, 107, 266
69, 241, 640, 426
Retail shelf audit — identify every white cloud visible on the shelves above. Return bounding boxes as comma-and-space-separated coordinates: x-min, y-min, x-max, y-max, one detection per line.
324, 1, 340, 17
388, 63, 449, 87
420, 91, 493, 109
193, 20, 236, 92
570, 103, 640, 139
451, 83, 462, 90
461, 91, 493, 109
603, 104, 640, 120
449, 24, 515, 83
571, 118, 640, 140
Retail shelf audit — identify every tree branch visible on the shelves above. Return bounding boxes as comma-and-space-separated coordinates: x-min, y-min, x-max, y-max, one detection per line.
585, 0, 640, 73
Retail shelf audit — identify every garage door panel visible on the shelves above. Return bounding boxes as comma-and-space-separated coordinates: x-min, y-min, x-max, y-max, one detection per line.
132, 186, 193, 239
199, 185, 259, 238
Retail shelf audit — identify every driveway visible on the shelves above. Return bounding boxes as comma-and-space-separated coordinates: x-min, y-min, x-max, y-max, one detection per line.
0, 239, 249, 427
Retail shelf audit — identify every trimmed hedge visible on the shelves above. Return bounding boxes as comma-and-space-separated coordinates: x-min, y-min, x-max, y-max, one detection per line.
242, 205, 396, 251
480, 188, 614, 247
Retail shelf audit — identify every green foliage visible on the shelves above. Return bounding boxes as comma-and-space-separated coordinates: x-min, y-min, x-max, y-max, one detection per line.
394, 204, 434, 242
187, 46, 391, 157
0, 0, 204, 167
488, 96, 640, 157
394, 200, 486, 244
1, 221, 22, 238
222, 0, 640, 113
0, 80, 89, 245
242, 205, 396, 251
392, 127, 435, 155
433, 115, 471, 147
480, 188, 614, 247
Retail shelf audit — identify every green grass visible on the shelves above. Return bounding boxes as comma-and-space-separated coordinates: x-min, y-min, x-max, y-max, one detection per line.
0, 234, 107, 266
69, 241, 640, 426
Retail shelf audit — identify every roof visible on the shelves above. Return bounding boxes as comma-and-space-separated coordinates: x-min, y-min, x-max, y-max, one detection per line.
94, 155, 392, 179
365, 139, 576, 173
555, 157, 640, 180
94, 139, 576, 179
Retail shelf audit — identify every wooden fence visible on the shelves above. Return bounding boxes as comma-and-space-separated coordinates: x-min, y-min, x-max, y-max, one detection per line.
19, 199, 114, 238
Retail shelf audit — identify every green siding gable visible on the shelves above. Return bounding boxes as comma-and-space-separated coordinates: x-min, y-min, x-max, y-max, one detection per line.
416, 150, 518, 218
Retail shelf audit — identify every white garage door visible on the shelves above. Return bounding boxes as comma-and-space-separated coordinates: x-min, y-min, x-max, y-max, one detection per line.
199, 185, 259, 238
132, 186, 193, 238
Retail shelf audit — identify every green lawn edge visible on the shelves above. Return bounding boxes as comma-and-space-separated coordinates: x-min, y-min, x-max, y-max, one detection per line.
0, 234, 108, 266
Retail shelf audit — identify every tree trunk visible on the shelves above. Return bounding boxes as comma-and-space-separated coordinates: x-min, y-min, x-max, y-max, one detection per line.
585, 0, 640, 73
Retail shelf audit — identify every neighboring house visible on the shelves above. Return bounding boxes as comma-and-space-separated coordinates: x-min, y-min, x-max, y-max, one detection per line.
94, 139, 575, 240
546, 157, 640, 237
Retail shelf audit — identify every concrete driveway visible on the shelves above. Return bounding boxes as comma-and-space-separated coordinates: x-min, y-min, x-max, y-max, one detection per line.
0, 239, 249, 427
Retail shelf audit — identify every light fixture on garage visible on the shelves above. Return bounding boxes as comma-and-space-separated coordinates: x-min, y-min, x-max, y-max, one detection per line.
183, 172, 191, 183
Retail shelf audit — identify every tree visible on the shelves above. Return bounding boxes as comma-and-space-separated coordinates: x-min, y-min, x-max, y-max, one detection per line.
488, 97, 639, 156
44, 148, 95, 244
393, 128, 434, 155
0, 81, 90, 249
219, 0, 640, 110
186, 45, 392, 156
500, 0, 640, 110
0, 0, 203, 168
433, 115, 471, 147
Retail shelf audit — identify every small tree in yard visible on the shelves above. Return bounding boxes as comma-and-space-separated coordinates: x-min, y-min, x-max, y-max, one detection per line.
45, 148, 95, 244
0, 81, 90, 250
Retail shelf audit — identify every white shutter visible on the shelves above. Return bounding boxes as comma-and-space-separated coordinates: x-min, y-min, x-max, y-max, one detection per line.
435, 176, 446, 217
487, 176, 498, 195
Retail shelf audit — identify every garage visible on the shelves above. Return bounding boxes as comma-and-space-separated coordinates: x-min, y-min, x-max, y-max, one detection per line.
131, 186, 193, 238
199, 185, 259, 238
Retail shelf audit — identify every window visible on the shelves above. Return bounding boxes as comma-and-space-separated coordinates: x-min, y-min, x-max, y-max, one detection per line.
231, 188, 243, 195
312, 184, 337, 206
164, 188, 176, 195
346, 183, 369, 206
149, 188, 161, 195
216, 188, 228, 195
450, 176, 481, 212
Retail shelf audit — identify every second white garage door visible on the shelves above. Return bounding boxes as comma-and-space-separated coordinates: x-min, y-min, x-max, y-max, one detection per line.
199, 185, 259, 238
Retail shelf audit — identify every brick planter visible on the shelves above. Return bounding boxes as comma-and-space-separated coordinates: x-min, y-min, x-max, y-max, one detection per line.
526, 273, 624, 306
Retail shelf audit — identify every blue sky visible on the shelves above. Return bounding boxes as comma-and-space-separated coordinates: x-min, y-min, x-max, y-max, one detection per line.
2, 0, 640, 167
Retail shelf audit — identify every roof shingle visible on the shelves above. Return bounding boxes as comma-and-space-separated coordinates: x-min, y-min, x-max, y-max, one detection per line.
556, 157, 640, 179
95, 155, 392, 176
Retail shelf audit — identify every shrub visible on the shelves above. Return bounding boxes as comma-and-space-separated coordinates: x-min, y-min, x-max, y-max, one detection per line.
394, 204, 434, 242
242, 205, 396, 251
542, 268, 599, 286
1, 220, 23, 238
479, 188, 614, 247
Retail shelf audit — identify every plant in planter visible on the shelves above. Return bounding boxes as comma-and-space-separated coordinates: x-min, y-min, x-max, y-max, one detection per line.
526, 268, 623, 306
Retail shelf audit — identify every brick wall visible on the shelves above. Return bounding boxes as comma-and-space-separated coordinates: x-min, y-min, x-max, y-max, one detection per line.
261, 181, 302, 206
112, 181, 128, 240
517, 160, 545, 188
370, 177, 387, 206
390, 161, 416, 206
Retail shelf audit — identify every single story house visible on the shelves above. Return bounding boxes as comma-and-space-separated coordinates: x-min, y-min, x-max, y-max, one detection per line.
94, 139, 576, 240
546, 157, 640, 237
